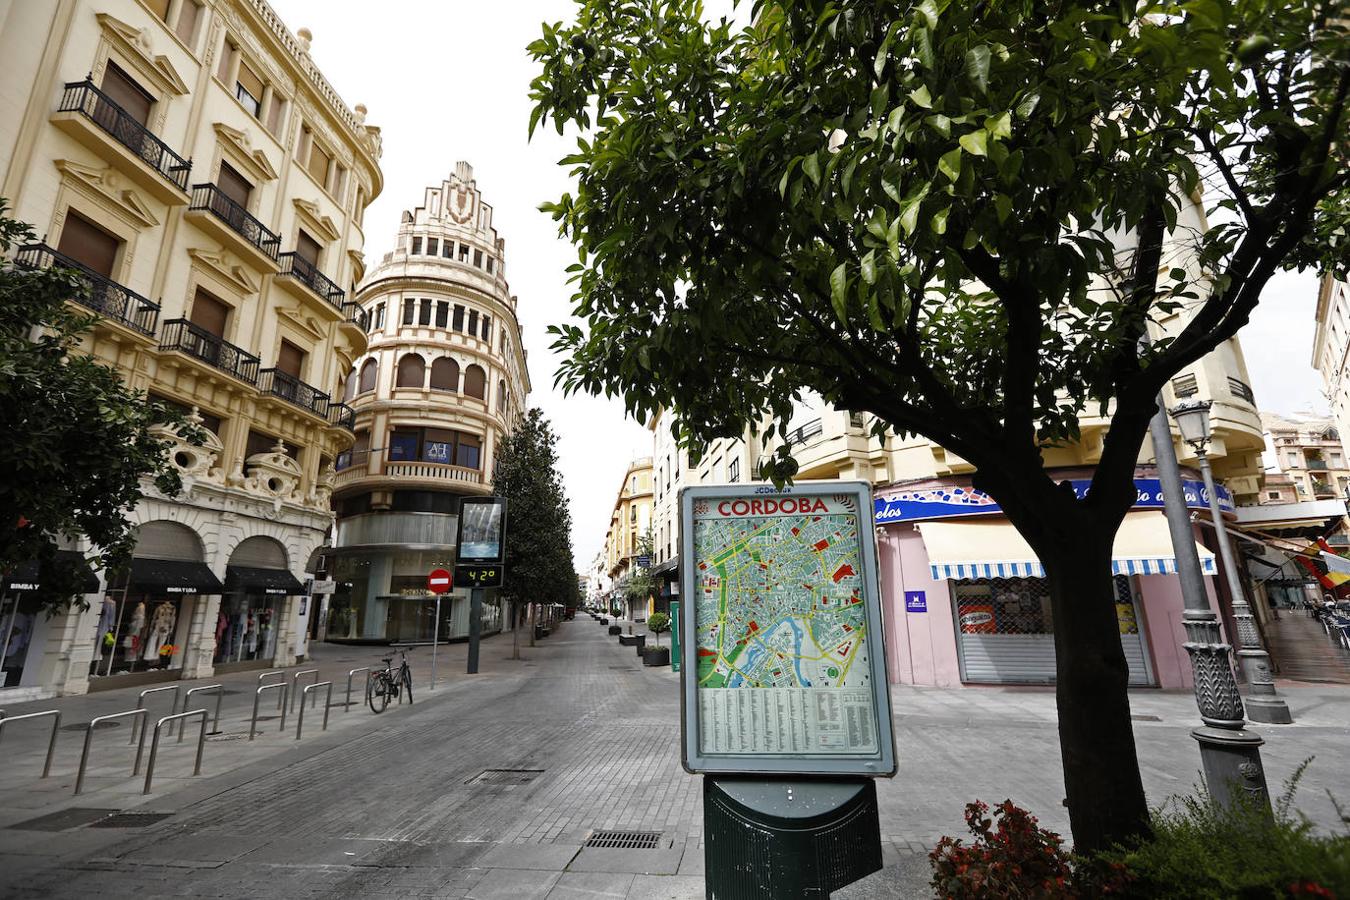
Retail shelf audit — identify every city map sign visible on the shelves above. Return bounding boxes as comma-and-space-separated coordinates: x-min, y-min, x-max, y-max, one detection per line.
679, 482, 896, 776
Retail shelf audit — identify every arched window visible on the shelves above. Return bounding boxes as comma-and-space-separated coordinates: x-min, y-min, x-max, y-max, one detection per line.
358, 358, 377, 393
463, 364, 486, 400
430, 357, 459, 391
396, 353, 425, 388
342, 367, 356, 402
496, 379, 507, 413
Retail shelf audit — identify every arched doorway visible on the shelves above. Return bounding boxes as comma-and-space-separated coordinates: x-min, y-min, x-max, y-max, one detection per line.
217, 536, 304, 670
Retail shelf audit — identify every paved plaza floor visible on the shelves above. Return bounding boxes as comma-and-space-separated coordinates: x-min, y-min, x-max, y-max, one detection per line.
0, 617, 1346, 899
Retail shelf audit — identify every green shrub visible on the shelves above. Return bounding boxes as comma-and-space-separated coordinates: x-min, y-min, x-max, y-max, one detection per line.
1099, 762, 1350, 899
646, 612, 671, 645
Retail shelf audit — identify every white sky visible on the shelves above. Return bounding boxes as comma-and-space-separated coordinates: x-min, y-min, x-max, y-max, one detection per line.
270, 1, 1329, 571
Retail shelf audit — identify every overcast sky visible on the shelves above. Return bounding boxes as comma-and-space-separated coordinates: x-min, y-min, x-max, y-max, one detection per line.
270, 1, 1330, 570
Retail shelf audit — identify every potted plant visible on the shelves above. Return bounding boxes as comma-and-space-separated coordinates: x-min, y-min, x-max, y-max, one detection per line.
642, 613, 671, 666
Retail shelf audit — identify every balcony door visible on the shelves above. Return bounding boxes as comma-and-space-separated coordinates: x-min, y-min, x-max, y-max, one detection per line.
188, 288, 230, 366
56, 211, 122, 318
99, 63, 153, 126
216, 162, 253, 223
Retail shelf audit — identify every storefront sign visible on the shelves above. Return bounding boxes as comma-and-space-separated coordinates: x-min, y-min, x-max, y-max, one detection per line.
679, 482, 897, 776
874, 477, 1233, 526
310, 580, 336, 595
904, 591, 927, 613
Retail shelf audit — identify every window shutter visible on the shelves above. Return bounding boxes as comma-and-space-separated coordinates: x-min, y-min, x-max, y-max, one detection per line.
189, 288, 231, 337
276, 340, 305, 377
217, 162, 252, 206
56, 212, 119, 277
100, 63, 153, 125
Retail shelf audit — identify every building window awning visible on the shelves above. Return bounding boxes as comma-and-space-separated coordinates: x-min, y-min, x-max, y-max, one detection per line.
919, 512, 1218, 581
126, 558, 224, 594
225, 565, 305, 596
2, 550, 100, 593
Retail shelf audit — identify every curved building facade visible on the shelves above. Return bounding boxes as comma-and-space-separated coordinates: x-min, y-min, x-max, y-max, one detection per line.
325, 162, 529, 643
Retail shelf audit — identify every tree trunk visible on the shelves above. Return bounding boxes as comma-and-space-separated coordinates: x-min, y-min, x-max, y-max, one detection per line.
511, 600, 520, 660
1039, 528, 1153, 853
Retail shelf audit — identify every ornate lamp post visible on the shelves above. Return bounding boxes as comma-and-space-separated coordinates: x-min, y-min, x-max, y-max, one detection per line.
1171, 400, 1293, 724
1148, 397, 1271, 812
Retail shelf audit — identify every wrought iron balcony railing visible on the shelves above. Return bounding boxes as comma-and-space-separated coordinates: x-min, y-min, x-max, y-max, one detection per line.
786, 418, 824, 446
57, 80, 191, 192
14, 243, 160, 336
188, 184, 280, 260
159, 318, 260, 385
277, 252, 344, 308
1307, 459, 1330, 471
1228, 376, 1256, 405
259, 368, 329, 418
328, 402, 356, 432
340, 301, 369, 331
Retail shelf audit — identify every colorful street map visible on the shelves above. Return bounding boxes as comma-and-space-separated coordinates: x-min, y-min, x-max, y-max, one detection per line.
692, 493, 880, 757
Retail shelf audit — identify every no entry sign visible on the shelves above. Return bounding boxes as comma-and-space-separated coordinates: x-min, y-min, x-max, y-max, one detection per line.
427, 568, 452, 594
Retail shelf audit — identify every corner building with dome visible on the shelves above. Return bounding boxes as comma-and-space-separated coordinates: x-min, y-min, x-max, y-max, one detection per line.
325, 162, 530, 644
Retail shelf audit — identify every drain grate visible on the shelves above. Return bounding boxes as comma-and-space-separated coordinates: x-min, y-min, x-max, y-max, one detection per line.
206, 732, 248, 742
585, 830, 663, 850
89, 812, 173, 829
6, 808, 121, 832
465, 769, 543, 786
60, 720, 120, 731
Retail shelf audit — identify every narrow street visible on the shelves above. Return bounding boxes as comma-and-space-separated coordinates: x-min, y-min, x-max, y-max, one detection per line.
2, 619, 1348, 899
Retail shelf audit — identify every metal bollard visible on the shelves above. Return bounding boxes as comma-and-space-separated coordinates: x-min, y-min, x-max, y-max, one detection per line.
142, 709, 208, 795
345, 667, 369, 711
0, 710, 61, 778
295, 682, 332, 740
179, 685, 223, 741
259, 670, 285, 710
75, 709, 148, 795
131, 685, 180, 744
249, 683, 288, 740
288, 668, 319, 713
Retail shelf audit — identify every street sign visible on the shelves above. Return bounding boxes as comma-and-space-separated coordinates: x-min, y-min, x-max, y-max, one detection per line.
455, 564, 503, 588
904, 591, 927, 613
636, 555, 651, 567
679, 482, 896, 776
456, 496, 508, 564
310, 579, 336, 595
427, 568, 452, 594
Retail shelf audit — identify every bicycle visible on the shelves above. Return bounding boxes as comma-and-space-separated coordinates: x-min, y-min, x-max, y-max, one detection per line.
366, 649, 414, 713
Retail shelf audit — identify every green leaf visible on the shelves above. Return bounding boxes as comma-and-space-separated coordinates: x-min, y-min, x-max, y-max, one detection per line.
899, 198, 922, 236
938, 147, 962, 182
841, 155, 860, 196
830, 262, 849, 322
925, 114, 951, 138
986, 111, 1012, 141
994, 193, 1012, 223
778, 157, 800, 197
931, 206, 950, 234
802, 152, 821, 187
965, 45, 991, 94
958, 131, 988, 156
887, 215, 901, 260
916, 0, 940, 29
909, 85, 933, 109
860, 249, 878, 285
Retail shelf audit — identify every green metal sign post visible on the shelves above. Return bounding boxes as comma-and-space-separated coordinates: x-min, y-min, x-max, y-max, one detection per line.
669, 601, 681, 673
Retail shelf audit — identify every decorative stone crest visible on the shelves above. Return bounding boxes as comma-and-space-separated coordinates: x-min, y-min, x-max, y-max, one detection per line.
151, 408, 224, 491
242, 441, 304, 510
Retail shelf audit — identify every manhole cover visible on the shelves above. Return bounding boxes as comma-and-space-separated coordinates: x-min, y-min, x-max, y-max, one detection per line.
206, 732, 248, 742
7, 808, 120, 832
60, 721, 120, 731
585, 830, 663, 850
89, 812, 173, 829
465, 769, 543, 786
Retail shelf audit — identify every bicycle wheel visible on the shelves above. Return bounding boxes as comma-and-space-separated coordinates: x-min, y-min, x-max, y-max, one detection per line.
401, 663, 414, 704
367, 671, 391, 714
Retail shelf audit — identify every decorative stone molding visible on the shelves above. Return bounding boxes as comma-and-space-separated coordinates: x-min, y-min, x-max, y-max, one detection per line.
212, 123, 279, 182
151, 407, 226, 490
54, 160, 160, 229
242, 441, 304, 508
95, 14, 191, 95
292, 198, 341, 242
187, 246, 261, 295
310, 463, 336, 508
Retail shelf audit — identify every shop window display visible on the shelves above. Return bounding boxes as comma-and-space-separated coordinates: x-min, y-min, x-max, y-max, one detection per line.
1, 594, 40, 687
213, 596, 278, 665
92, 594, 184, 675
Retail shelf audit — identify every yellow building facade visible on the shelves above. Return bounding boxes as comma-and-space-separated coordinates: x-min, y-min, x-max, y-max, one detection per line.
0, 0, 381, 698
602, 458, 653, 617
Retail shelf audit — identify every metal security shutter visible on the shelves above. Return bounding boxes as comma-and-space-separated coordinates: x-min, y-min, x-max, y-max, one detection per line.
954, 576, 1154, 686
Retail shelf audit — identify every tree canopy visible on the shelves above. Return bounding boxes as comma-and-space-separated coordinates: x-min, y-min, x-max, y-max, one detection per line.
530, 0, 1348, 852
0, 203, 193, 612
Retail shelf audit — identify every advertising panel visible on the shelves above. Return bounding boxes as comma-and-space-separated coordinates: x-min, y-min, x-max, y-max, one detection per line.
679, 483, 896, 776
456, 497, 507, 564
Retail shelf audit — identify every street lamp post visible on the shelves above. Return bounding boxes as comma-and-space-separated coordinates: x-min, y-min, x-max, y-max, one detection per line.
1171, 400, 1293, 725
1148, 397, 1271, 812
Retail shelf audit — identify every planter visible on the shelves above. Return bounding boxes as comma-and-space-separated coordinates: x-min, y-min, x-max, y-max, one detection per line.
618, 634, 637, 646
535, 625, 545, 640
633, 635, 646, 655
642, 646, 670, 667
599, 618, 608, 625
608, 625, 623, 636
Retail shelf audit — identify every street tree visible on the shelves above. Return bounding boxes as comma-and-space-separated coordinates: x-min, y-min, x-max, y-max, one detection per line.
494, 408, 577, 648
529, 1, 1349, 851
624, 529, 656, 612
0, 203, 194, 613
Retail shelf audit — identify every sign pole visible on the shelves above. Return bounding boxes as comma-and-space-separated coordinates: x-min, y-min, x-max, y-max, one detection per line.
430, 593, 441, 691
467, 588, 482, 674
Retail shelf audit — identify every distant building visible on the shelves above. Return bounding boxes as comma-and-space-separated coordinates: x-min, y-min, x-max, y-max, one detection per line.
1261, 412, 1350, 503
602, 458, 653, 619
325, 163, 529, 644
1312, 275, 1350, 445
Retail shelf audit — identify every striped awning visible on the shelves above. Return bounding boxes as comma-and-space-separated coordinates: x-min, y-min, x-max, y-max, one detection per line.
920, 512, 1218, 581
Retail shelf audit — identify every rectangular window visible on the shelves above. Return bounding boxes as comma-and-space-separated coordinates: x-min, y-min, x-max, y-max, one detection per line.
265, 95, 285, 135
410, 236, 422, 255
217, 39, 237, 83
216, 162, 252, 207
458, 244, 469, 262
435, 301, 449, 328
56, 211, 120, 277
419, 298, 432, 326
473, 249, 483, 268
332, 165, 347, 198
374, 303, 386, 329
729, 458, 741, 483
452, 305, 465, 332
402, 298, 415, 325
276, 339, 306, 378
388, 430, 420, 462
295, 229, 321, 266
174, 1, 202, 45
426, 238, 439, 257
441, 240, 453, 259
149, 393, 222, 434
307, 138, 331, 186
481, 315, 492, 343
189, 288, 230, 337
236, 61, 264, 117
455, 433, 482, 469
468, 310, 479, 335
246, 429, 296, 459
100, 62, 153, 126
486, 256, 495, 273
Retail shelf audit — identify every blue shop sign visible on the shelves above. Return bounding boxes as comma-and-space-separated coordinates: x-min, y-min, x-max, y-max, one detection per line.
874, 477, 1233, 525
904, 591, 927, 613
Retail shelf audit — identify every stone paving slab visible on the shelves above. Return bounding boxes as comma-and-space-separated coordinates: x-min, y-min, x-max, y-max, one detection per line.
568, 847, 684, 875
368, 840, 494, 869
624, 874, 707, 899
477, 842, 581, 870
465, 866, 561, 899
546, 870, 635, 898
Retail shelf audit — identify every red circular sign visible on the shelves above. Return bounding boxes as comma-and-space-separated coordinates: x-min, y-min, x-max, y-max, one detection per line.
427, 568, 452, 594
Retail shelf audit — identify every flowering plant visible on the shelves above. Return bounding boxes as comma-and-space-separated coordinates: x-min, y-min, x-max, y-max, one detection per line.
158, 643, 175, 658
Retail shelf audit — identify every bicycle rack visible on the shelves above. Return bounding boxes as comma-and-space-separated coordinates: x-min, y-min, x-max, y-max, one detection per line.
0, 710, 60, 778
345, 667, 370, 711
143, 709, 208, 795
288, 668, 319, 714
249, 683, 288, 740
131, 685, 180, 744
75, 709, 148, 795
180, 685, 223, 740
295, 682, 332, 740
259, 670, 285, 710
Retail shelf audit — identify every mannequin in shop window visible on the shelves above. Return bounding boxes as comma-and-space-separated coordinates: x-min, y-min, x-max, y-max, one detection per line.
124, 601, 146, 665
143, 601, 176, 663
